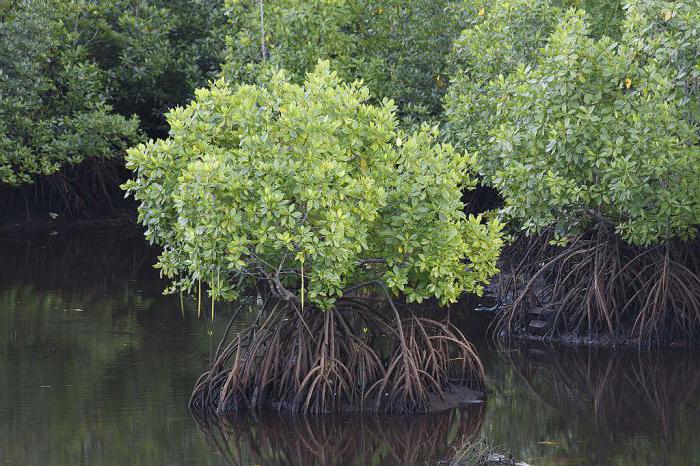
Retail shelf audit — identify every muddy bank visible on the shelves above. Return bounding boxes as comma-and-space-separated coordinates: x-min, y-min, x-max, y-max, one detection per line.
497, 328, 695, 349
253, 383, 486, 415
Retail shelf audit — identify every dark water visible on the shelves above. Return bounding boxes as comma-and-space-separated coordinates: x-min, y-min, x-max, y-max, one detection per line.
1, 231, 699, 466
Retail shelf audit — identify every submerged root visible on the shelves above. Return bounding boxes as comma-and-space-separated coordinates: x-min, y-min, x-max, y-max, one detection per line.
496, 228, 700, 346
189, 295, 484, 415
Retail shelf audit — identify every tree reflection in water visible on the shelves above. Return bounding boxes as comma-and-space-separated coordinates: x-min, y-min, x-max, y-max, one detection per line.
192, 404, 485, 466
500, 345, 700, 465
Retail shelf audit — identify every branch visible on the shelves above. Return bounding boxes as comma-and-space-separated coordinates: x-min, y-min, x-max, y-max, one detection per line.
263, 270, 300, 305
259, 0, 268, 61
358, 258, 387, 267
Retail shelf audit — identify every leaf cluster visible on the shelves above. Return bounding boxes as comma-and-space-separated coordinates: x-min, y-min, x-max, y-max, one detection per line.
445, 2, 700, 245
124, 62, 504, 309
623, 0, 700, 130
222, 0, 472, 125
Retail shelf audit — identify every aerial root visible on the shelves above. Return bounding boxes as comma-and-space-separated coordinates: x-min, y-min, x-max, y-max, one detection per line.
190, 294, 484, 414
496, 228, 700, 346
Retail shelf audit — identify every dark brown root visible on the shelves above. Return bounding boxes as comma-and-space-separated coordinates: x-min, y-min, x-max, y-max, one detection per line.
189, 291, 484, 415
190, 403, 485, 466
495, 228, 700, 346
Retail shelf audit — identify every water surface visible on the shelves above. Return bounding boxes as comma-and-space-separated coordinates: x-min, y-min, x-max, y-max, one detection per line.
1, 231, 699, 465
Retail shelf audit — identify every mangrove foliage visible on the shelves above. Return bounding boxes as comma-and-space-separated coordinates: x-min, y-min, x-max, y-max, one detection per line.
124, 62, 504, 412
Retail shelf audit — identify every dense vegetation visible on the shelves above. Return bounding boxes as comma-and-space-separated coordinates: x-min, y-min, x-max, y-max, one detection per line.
445, 0, 700, 344
0, 0, 225, 190
1, 0, 477, 193
127, 62, 503, 412
2, 0, 700, 415
223, 0, 475, 125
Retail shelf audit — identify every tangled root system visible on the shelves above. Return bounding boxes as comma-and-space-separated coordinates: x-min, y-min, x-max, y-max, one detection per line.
496, 227, 700, 346
191, 403, 485, 466
189, 291, 484, 415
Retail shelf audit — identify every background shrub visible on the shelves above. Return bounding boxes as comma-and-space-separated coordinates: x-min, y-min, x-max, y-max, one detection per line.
66, 0, 227, 135
445, 4, 700, 245
0, 0, 226, 188
222, 0, 472, 125
0, 0, 140, 185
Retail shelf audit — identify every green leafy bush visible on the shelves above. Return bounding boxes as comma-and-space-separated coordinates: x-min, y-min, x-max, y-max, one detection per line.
445, 4, 700, 344
66, 0, 227, 135
623, 0, 700, 130
443, 0, 626, 150
124, 62, 504, 310
0, 0, 226, 187
447, 8, 700, 245
223, 0, 470, 123
443, 0, 563, 152
0, 0, 140, 185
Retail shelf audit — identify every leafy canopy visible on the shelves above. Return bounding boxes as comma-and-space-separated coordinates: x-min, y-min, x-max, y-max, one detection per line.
0, 0, 226, 185
446, 8, 700, 245
223, 0, 471, 124
0, 0, 139, 184
443, 0, 626, 152
124, 62, 504, 309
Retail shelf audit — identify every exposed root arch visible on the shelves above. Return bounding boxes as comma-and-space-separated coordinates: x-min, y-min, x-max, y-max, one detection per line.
190, 288, 484, 414
496, 228, 700, 346
628, 245, 700, 342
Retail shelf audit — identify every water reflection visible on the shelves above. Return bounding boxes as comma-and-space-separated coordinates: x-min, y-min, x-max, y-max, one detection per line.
193, 405, 485, 466
0, 230, 159, 293
0, 232, 233, 466
2, 231, 700, 465
484, 345, 700, 465
510, 347, 700, 436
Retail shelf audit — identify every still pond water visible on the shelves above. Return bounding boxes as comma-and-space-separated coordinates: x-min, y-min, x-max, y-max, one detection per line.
1, 231, 699, 466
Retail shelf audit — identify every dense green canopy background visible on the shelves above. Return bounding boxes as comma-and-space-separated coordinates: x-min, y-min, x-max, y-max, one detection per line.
1, 0, 699, 253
